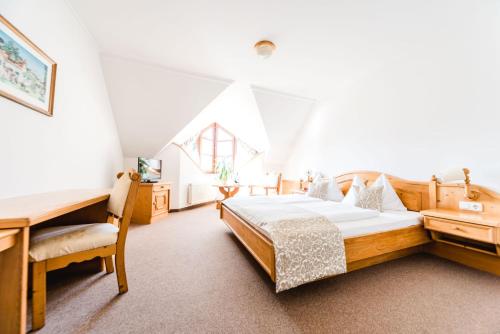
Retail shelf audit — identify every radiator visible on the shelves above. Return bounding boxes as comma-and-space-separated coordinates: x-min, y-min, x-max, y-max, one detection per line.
187, 184, 216, 205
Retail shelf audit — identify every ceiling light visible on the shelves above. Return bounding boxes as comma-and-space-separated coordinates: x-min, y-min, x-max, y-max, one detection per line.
254, 40, 276, 59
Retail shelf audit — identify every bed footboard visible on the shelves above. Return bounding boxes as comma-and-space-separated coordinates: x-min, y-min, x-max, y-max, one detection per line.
221, 204, 276, 281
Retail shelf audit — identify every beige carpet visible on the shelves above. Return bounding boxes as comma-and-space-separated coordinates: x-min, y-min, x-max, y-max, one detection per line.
30, 205, 500, 333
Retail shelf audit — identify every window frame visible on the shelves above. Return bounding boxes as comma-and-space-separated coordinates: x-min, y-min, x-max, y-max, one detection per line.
197, 123, 236, 173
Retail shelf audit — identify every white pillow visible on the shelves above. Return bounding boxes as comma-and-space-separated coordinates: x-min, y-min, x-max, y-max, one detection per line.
326, 178, 344, 202
341, 176, 366, 206
312, 173, 323, 183
372, 174, 407, 211
306, 181, 329, 199
353, 185, 384, 211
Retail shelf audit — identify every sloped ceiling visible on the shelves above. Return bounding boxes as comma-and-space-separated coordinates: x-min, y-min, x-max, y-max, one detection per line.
253, 89, 315, 169
68, 0, 467, 100
101, 55, 230, 157
171, 82, 270, 153
101, 54, 314, 167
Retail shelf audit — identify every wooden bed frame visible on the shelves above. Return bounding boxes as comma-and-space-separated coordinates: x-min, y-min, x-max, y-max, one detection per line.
220, 171, 432, 282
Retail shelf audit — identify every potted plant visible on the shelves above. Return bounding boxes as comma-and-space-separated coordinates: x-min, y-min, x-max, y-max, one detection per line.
216, 160, 233, 185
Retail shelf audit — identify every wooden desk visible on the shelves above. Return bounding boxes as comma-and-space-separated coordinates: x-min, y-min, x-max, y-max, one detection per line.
0, 189, 110, 334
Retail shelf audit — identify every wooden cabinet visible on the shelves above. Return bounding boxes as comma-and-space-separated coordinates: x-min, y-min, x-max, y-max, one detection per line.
131, 182, 171, 224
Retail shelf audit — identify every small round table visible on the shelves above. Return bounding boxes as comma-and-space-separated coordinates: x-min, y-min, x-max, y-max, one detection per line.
214, 184, 240, 209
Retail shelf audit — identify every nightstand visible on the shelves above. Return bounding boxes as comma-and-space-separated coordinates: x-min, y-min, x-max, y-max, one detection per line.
421, 208, 500, 275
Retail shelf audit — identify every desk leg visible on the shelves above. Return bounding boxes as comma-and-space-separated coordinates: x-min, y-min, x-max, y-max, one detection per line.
0, 227, 29, 334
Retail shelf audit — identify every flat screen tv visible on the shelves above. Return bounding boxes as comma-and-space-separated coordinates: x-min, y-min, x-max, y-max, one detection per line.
138, 157, 162, 183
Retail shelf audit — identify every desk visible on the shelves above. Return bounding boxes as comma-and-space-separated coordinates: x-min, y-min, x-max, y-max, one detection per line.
0, 189, 110, 334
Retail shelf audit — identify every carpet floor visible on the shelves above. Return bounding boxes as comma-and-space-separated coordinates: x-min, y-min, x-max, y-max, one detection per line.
30, 205, 500, 333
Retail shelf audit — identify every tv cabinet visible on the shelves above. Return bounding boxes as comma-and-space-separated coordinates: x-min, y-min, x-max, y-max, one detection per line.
131, 182, 171, 224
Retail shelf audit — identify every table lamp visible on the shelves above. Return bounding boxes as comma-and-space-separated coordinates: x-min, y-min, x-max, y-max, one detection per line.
432, 167, 479, 200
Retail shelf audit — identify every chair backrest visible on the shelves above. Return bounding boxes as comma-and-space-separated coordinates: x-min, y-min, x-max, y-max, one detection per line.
107, 170, 141, 249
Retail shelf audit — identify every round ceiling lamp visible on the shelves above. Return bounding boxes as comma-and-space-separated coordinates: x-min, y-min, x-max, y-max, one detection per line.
254, 40, 276, 59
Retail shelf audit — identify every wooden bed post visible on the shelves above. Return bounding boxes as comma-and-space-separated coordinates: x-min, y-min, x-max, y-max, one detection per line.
429, 175, 438, 209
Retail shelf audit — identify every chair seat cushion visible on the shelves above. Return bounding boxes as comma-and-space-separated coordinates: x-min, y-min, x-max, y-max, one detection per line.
29, 223, 119, 262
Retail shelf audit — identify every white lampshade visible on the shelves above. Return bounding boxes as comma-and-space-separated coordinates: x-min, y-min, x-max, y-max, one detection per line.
254, 40, 276, 59
437, 167, 467, 183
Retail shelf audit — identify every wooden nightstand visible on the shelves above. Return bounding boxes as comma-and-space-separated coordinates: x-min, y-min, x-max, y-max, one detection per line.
421, 208, 500, 275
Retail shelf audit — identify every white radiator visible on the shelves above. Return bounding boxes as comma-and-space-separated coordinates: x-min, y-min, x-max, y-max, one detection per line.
187, 184, 216, 205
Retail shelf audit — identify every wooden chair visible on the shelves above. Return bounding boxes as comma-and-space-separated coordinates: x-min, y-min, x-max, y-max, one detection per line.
29, 171, 140, 330
264, 173, 282, 195
249, 173, 282, 196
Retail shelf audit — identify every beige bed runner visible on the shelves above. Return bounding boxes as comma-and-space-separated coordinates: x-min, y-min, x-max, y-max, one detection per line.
267, 216, 347, 292
224, 199, 347, 292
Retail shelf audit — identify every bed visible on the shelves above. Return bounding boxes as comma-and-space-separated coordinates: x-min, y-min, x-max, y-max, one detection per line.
219, 171, 432, 290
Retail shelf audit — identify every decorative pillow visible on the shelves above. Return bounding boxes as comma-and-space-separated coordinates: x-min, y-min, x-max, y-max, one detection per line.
372, 174, 407, 211
353, 185, 384, 211
326, 178, 344, 202
306, 181, 329, 200
341, 176, 366, 206
312, 173, 323, 183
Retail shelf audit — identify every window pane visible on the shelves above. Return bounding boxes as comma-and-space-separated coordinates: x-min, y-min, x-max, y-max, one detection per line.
217, 141, 233, 156
216, 157, 233, 169
202, 126, 214, 139
200, 154, 213, 172
217, 127, 233, 141
200, 138, 213, 155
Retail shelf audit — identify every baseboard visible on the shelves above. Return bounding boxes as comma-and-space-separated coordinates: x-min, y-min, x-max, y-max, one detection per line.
169, 201, 216, 212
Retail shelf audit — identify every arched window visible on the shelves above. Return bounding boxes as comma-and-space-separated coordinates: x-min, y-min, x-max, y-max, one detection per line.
197, 123, 236, 173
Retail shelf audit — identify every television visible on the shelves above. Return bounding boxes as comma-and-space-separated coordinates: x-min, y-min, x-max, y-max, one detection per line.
138, 157, 162, 183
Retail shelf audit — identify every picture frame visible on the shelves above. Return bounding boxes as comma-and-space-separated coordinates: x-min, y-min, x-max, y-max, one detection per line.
0, 15, 57, 116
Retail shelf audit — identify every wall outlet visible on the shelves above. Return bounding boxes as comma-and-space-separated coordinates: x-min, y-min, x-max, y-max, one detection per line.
459, 201, 483, 212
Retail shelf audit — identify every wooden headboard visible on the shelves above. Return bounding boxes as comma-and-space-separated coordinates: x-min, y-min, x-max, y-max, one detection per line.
335, 171, 431, 212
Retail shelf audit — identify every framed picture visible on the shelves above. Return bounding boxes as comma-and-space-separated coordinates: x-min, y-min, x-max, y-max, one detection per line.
0, 15, 57, 116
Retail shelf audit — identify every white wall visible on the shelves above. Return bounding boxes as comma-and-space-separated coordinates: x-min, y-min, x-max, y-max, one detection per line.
154, 146, 182, 209
284, 40, 500, 189
153, 145, 216, 210
0, 0, 123, 198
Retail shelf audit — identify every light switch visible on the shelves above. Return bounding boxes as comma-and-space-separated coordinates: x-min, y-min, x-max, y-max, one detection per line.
459, 201, 483, 212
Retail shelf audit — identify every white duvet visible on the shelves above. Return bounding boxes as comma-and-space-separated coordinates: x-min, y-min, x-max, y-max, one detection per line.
293, 201, 380, 223
226, 194, 323, 206
224, 195, 380, 226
